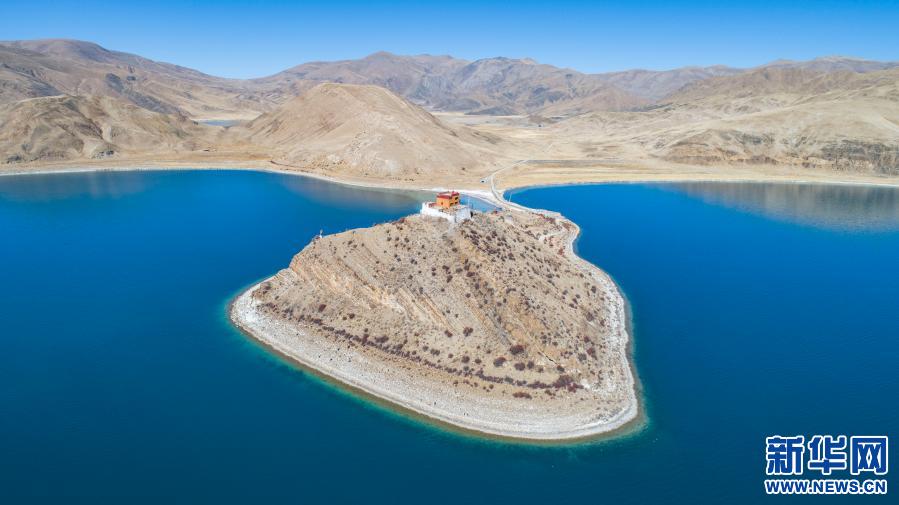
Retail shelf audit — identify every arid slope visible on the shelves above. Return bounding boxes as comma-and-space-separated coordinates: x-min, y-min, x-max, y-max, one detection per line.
549, 67, 899, 174
2, 40, 898, 183
258, 52, 648, 115
238, 83, 509, 181
0, 39, 273, 119
0, 95, 216, 163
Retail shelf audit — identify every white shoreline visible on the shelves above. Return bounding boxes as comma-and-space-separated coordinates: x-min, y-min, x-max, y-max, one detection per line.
4, 163, 899, 192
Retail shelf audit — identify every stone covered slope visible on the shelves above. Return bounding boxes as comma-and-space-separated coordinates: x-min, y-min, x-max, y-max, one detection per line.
235, 210, 636, 439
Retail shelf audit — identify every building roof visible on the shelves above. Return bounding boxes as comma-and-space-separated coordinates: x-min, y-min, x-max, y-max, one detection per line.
437, 191, 460, 199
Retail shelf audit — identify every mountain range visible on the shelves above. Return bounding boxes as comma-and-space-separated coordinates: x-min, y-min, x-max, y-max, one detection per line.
6, 39, 896, 118
1, 39, 897, 180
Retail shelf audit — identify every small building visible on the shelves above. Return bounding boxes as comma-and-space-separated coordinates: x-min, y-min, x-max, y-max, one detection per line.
421, 190, 471, 224
435, 191, 461, 209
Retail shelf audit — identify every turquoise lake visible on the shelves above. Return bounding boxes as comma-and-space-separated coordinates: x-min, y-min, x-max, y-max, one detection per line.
1, 170, 897, 503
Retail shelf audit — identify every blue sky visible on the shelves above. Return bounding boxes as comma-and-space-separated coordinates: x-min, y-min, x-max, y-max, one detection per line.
4, 0, 899, 78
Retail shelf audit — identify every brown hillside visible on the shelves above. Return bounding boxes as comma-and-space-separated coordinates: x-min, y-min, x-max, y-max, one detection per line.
240, 83, 509, 181
0, 95, 214, 163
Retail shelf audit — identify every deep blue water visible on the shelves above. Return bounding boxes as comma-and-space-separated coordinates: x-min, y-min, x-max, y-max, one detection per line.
1, 171, 896, 504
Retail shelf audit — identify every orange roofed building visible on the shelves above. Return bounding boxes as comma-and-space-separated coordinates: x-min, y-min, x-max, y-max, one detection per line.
420, 190, 472, 224
435, 191, 461, 209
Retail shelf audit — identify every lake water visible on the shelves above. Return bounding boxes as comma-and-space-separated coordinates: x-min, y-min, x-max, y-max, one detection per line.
198, 119, 242, 128
1, 171, 896, 503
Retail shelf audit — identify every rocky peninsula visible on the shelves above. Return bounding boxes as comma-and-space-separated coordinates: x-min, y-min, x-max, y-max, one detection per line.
231, 208, 638, 440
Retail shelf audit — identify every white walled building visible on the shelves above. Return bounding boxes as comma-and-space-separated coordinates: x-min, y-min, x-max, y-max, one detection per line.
420, 191, 472, 223
420, 201, 472, 223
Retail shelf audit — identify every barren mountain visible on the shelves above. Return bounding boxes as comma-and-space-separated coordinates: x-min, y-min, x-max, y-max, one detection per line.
591, 57, 898, 104
0, 41, 651, 119
654, 99, 899, 172
253, 51, 467, 106
0, 94, 215, 163
238, 83, 509, 181
595, 65, 743, 101
258, 53, 899, 116
2, 39, 898, 179
762, 55, 899, 74
433, 57, 647, 115
260, 51, 647, 115
663, 67, 892, 106
0, 39, 272, 119
552, 67, 899, 174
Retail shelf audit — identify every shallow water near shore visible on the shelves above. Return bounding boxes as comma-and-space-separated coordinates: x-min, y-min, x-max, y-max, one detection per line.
2, 171, 897, 503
